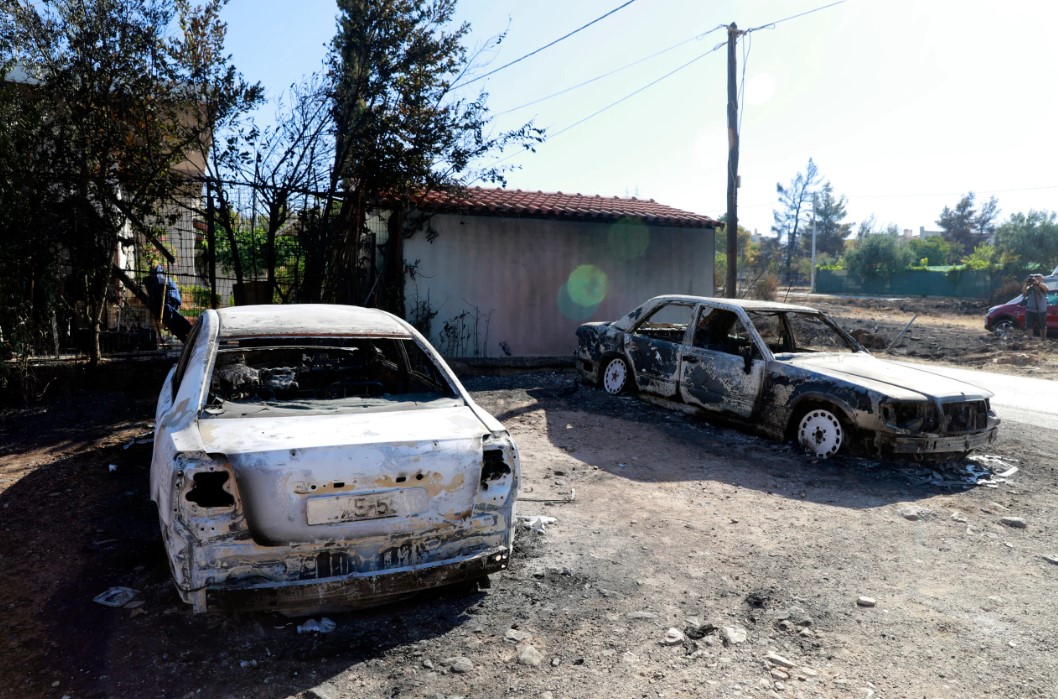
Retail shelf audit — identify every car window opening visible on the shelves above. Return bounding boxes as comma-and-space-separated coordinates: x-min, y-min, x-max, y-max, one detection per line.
205, 337, 458, 415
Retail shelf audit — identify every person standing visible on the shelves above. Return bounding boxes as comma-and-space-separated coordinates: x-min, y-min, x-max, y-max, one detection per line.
1022, 274, 1050, 340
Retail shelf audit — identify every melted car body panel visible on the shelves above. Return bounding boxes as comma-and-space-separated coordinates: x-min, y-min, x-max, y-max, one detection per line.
576, 295, 999, 457
150, 305, 519, 614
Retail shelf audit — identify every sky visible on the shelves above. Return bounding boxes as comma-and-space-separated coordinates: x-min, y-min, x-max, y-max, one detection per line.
221, 0, 1058, 238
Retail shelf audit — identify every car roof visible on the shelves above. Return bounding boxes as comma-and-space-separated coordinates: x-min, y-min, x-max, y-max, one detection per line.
214, 304, 412, 339
645, 295, 823, 314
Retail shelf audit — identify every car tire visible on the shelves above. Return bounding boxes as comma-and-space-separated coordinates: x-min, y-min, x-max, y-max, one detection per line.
796, 407, 845, 458
993, 318, 1015, 339
600, 356, 631, 395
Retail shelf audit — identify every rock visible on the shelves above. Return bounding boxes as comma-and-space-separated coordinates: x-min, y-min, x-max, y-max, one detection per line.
770, 668, 790, 680
899, 506, 932, 521
504, 629, 533, 643
857, 596, 877, 607
801, 667, 819, 677
518, 644, 544, 667
662, 627, 685, 645
550, 657, 561, 667
1001, 517, 1027, 529
443, 657, 474, 673
1042, 555, 1058, 565
950, 511, 968, 523
684, 617, 716, 639
722, 626, 748, 645
765, 652, 796, 668
541, 693, 554, 699
625, 611, 659, 621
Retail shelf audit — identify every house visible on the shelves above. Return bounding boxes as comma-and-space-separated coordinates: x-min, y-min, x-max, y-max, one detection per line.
398, 188, 718, 359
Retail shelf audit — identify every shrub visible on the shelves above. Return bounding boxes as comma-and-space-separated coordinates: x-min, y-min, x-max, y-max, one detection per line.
750, 274, 778, 301
990, 277, 1024, 305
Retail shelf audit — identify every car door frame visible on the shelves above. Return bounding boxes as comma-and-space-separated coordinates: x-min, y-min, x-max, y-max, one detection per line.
677, 303, 771, 418
623, 299, 697, 398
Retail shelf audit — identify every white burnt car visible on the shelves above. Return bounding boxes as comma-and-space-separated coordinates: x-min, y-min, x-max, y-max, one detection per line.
151, 305, 519, 614
576, 296, 999, 460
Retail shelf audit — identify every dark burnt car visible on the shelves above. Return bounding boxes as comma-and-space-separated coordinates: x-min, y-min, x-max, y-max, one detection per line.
985, 288, 1058, 337
576, 296, 999, 459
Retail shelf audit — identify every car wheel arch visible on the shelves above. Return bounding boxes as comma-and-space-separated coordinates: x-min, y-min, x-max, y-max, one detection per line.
784, 394, 857, 442
598, 352, 636, 394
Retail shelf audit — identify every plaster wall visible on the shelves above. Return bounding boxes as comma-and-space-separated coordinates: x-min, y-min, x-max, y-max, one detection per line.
404, 214, 714, 357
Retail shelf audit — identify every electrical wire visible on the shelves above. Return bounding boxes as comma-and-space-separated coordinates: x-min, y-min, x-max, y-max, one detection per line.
744, 0, 848, 34
477, 41, 727, 175
547, 42, 726, 141
495, 25, 727, 117
453, 0, 639, 90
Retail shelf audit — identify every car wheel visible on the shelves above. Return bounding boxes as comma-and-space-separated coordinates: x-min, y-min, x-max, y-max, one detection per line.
601, 356, 630, 395
993, 318, 1015, 339
797, 408, 844, 458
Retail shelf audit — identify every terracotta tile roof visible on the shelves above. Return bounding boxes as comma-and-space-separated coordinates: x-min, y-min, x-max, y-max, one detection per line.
411, 187, 717, 228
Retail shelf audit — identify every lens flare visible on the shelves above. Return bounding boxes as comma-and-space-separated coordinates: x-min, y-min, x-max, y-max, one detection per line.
558, 264, 608, 320
608, 219, 650, 260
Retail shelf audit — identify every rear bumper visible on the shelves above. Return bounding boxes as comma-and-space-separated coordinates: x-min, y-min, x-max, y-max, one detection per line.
204, 543, 511, 616
165, 512, 514, 614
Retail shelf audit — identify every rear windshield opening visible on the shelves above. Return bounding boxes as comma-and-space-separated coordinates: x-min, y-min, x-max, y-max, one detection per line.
206, 337, 457, 413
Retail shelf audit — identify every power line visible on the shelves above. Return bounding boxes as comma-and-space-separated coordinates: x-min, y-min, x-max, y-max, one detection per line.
547, 42, 726, 140
454, 0, 638, 90
744, 0, 848, 34
495, 25, 726, 117
478, 41, 727, 175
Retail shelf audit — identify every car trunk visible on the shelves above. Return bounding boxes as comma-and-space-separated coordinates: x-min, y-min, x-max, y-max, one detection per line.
196, 406, 490, 545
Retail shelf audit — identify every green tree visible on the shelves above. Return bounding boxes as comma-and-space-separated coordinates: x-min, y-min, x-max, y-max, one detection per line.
937, 192, 1000, 256
713, 222, 756, 295
306, 0, 543, 311
772, 158, 820, 283
906, 236, 955, 267
845, 233, 912, 278
993, 210, 1058, 273
5, 0, 257, 361
800, 182, 850, 257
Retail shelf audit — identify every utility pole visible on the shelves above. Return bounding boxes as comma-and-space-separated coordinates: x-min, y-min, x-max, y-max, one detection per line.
810, 201, 817, 293
724, 22, 740, 299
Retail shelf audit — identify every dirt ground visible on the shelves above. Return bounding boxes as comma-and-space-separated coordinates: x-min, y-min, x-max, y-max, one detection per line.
2, 296, 1057, 699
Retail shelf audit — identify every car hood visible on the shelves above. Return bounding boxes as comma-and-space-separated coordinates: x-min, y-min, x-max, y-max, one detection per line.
777, 353, 993, 401
191, 405, 495, 544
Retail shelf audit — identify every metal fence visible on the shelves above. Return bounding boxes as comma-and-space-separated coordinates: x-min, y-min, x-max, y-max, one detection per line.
91, 179, 385, 356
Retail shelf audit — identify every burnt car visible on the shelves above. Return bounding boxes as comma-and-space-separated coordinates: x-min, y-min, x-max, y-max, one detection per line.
151, 305, 519, 614
985, 289, 1058, 337
576, 296, 998, 459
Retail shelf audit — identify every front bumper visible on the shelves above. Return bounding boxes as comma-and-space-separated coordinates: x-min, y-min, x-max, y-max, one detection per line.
886, 425, 999, 455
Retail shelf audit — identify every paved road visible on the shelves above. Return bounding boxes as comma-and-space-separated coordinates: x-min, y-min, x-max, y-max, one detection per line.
897, 362, 1058, 429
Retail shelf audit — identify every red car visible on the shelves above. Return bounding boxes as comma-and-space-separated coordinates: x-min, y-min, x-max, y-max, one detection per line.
985, 289, 1058, 337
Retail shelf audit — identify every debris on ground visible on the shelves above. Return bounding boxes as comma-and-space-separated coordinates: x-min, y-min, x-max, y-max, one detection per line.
296, 618, 336, 634
517, 515, 557, 533
93, 587, 138, 608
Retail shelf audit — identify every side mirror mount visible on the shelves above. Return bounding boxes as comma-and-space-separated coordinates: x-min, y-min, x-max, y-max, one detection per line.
740, 345, 754, 374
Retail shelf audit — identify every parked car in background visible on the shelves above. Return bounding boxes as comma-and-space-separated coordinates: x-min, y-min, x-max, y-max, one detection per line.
985, 288, 1058, 337
576, 296, 999, 460
151, 305, 519, 615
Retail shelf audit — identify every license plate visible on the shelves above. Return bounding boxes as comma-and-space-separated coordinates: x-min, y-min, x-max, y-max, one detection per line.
306, 489, 425, 525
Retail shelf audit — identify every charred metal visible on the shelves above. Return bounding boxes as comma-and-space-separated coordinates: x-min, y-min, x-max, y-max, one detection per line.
576, 295, 999, 459
151, 305, 520, 615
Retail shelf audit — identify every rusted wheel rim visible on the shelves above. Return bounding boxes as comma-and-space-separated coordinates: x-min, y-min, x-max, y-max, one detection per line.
798, 409, 843, 457
602, 358, 628, 395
